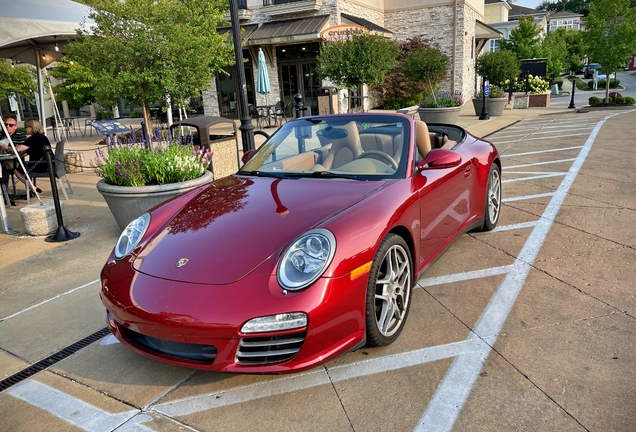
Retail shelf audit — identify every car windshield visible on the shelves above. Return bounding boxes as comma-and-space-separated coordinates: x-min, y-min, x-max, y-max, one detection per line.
588, 64, 600, 70
239, 115, 411, 181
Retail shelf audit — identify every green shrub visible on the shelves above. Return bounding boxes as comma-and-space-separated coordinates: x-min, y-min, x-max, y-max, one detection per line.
588, 79, 620, 88
621, 96, 635, 105
615, 97, 625, 104
129, 108, 143, 118
588, 96, 603, 106
476, 84, 506, 98
475, 51, 521, 87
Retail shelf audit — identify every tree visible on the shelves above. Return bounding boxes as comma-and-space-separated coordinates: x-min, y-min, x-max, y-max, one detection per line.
401, 46, 449, 93
317, 32, 398, 112
499, 16, 543, 60
71, 0, 234, 146
584, 0, 636, 103
475, 51, 521, 88
49, 57, 97, 109
540, 29, 569, 79
0, 60, 36, 103
537, 0, 592, 15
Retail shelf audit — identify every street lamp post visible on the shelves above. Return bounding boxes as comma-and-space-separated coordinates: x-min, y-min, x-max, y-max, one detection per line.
568, 76, 576, 109
229, 0, 255, 153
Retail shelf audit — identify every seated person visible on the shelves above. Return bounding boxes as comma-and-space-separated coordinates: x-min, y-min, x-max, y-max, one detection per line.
0, 114, 27, 193
0, 119, 49, 194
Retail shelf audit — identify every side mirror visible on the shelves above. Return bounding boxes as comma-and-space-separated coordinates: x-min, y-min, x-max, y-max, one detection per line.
418, 149, 462, 171
242, 149, 256, 164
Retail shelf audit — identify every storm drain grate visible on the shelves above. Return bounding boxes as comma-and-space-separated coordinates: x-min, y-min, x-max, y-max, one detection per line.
0, 327, 110, 392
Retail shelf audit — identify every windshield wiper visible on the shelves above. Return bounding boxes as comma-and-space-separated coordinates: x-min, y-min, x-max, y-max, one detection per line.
238, 170, 287, 179
284, 171, 361, 180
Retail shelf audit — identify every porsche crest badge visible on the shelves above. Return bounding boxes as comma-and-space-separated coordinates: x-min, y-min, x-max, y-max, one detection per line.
176, 258, 189, 268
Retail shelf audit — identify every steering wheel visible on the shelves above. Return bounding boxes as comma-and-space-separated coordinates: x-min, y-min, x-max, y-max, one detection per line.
358, 150, 398, 170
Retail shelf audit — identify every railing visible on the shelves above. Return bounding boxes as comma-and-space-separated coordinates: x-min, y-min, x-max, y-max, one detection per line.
263, 0, 305, 5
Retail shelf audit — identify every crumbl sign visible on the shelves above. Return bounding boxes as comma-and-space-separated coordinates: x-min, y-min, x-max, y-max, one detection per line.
320, 24, 368, 41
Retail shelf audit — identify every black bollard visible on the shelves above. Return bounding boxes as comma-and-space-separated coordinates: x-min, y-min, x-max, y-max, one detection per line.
479, 77, 490, 120
43, 144, 80, 242
293, 93, 304, 119
568, 76, 576, 109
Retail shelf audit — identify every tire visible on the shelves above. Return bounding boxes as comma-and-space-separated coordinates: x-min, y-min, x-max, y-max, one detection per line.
365, 234, 413, 347
479, 164, 501, 232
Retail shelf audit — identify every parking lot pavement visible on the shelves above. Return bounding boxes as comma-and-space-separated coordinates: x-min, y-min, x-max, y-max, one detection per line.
1, 107, 635, 431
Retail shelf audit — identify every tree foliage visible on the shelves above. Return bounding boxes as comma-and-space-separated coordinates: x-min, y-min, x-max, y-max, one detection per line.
475, 51, 521, 87
537, 0, 592, 15
317, 32, 398, 111
0, 60, 37, 102
378, 37, 440, 109
584, 0, 636, 102
49, 57, 97, 109
499, 16, 543, 60
71, 0, 234, 145
401, 46, 449, 89
545, 28, 586, 75
540, 29, 569, 79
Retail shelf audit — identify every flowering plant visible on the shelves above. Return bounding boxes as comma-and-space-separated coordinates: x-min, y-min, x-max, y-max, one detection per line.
504, 75, 550, 94
94, 133, 212, 187
476, 84, 506, 98
419, 91, 463, 108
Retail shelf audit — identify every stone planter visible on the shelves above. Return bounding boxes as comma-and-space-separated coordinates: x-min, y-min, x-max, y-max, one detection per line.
513, 93, 529, 109
472, 98, 508, 117
529, 93, 550, 107
96, 170, 214, 231
417, 106, 462, 124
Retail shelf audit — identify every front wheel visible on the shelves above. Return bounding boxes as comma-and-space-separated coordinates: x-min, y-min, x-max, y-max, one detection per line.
365, 234, 413, 346
479, 164, 501, 231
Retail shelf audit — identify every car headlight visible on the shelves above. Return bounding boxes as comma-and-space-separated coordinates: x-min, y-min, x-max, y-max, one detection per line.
241, 313, 308, 333
277, 228, 336, 290
114, 213, 151, 260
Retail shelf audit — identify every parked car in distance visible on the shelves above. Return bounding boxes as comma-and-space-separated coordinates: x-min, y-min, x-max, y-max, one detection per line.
596, 72, 616, 81
584, 63, 601, 79
100, 113, 502, 374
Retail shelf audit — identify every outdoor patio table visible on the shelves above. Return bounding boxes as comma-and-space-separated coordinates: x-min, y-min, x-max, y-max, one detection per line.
61, 117, 84, 138
256, 105, 276, 128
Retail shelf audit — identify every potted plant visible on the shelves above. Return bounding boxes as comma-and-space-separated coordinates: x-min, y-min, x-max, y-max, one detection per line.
472, 85, 508, 116
401, 47, 463, 123
418, 91, 464, 124
94, 132, 214, 230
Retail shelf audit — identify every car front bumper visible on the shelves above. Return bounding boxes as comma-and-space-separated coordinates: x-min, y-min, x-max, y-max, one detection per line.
100, 260, 367, 373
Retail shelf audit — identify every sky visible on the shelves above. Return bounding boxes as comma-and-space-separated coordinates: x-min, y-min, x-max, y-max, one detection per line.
514, 0, 543, 10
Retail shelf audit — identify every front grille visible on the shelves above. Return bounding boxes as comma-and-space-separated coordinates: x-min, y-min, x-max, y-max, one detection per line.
121, 326, 217, 363
236, 332, 306, 365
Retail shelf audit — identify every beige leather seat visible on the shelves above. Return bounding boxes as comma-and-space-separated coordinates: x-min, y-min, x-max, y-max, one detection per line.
415, 121, 432, 159
316, 122, 362, 170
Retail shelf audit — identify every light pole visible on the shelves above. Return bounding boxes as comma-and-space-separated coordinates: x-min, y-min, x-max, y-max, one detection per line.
229, 0, 255, 152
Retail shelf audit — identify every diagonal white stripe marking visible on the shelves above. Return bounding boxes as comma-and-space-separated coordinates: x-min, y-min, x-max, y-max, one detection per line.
502, 173, 566, 183
503, 158, 577, 169
8, 380, 140, 431
502, 193, 554, 202
492, 132, 590, 144
488, 221, 538, 233
415, 111, 624, 432
417, 265, 513, 288
501, 146, 583, 158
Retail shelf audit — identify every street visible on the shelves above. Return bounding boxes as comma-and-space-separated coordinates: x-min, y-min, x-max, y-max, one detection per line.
1, 108, 635, 431
551, 70, 636, 108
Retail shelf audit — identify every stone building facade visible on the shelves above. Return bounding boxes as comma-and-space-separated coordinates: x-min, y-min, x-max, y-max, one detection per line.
203, 0, 499, 118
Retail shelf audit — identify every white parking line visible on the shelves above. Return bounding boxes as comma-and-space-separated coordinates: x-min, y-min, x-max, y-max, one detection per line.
417, 265, 513, 288
492, 132, 590, 144
488, 221, 538, 233
0, 279, 100, 322
415, 112, 618, 432
501, 146, 583, 158
502, 173, 567, 183
503, 158, 577, 169
503, 192, 555, 202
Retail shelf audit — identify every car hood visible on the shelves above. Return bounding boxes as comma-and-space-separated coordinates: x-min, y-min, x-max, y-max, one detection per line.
133, 175, 385, 285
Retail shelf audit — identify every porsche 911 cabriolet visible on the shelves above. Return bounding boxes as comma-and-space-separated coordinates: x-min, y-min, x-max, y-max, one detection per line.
100, 113, 501, 373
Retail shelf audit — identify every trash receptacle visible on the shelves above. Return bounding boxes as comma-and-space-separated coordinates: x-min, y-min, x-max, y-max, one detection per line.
317, 86, 338, 115
551, 84, 559, 95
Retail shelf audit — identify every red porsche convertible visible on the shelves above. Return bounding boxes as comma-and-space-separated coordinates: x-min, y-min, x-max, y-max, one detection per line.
100, 113, 501, 373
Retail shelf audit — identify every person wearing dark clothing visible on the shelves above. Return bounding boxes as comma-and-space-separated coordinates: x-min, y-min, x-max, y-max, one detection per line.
0, 119, 48, 193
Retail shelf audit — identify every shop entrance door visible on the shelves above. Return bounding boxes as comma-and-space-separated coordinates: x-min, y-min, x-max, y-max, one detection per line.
279, 62, 319, 116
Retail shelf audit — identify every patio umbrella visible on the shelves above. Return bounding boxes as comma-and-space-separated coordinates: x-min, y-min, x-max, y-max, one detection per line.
0, 0, 93, 124
256, 48, 271, 105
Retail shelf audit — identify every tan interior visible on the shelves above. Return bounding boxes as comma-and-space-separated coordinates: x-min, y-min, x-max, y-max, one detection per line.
318, 122, 362, 170
415, 121, 432, 159
262, 151, 318, 171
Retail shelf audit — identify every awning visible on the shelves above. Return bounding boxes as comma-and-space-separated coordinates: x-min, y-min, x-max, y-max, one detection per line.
341, 13, 393, 37
474, 20, 502, 53
217, 24, 258, 43
475, 20, 502, 41
246, 15, 330, 46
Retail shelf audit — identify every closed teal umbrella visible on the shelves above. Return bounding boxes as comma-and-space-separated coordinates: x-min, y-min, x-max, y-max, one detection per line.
256, 48, 271, 104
